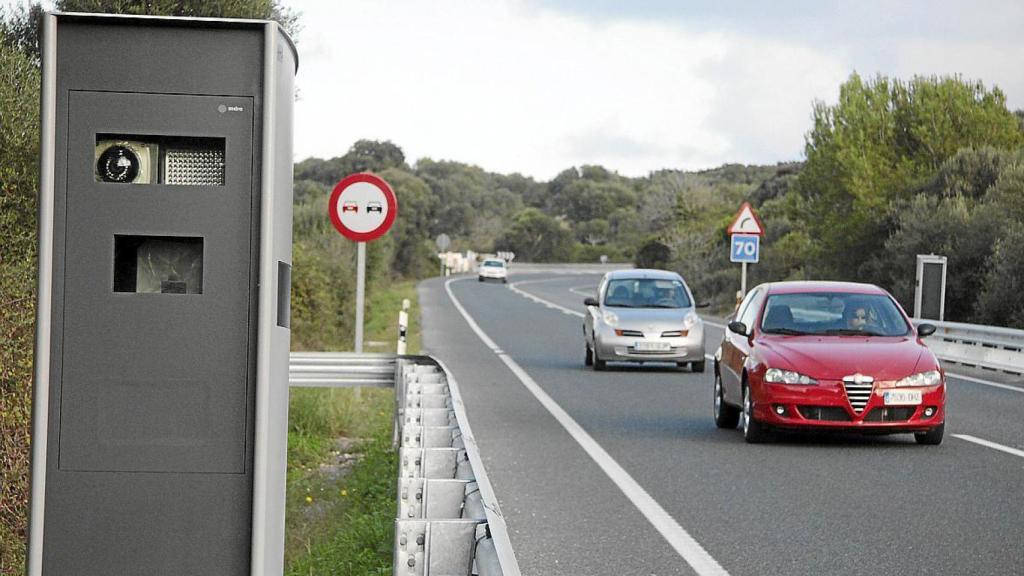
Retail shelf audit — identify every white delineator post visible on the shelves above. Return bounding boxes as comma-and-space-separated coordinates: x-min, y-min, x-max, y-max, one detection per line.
397, 300, 409, 355
355, 241, 366, 353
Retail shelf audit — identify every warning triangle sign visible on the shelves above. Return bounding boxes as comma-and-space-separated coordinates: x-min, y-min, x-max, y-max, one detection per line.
727, 202, 765, 236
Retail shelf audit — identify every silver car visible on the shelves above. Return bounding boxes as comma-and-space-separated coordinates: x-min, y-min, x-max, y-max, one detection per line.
583, 269, 709, 372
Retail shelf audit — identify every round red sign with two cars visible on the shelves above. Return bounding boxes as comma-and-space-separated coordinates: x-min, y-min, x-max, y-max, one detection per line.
328, 173, 398, 242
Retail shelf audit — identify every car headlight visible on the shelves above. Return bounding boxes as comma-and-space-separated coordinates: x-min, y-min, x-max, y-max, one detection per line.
682, 310, 699, 330
764, 368, 817, 385
602, 310, 619, 327
895, 370, 942, 387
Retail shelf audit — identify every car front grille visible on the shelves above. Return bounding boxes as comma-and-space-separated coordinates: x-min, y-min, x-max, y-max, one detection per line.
862, 407, 915, 422
796, 405, 852, 422
842, 379, 874, 413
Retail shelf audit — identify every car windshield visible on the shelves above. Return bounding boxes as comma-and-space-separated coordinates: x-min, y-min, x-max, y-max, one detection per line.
483, 260, 504, 267
760, 292, 911, 336
603, 278, 691, 308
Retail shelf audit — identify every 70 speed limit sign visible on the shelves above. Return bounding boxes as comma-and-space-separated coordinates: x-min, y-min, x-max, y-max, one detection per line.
730, 234, 760, 263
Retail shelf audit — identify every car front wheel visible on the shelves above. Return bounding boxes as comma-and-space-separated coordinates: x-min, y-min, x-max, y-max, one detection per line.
914, 422, 944, 445
593, 347, 607, 371
742, 384, 771, 443
714, 371, 740, 429
691, 360, 706, 373
585, 343, 593, 367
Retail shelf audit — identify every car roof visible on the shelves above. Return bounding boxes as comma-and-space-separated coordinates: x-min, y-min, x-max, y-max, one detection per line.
605, 268, 681, 281
762, 281, 888, 296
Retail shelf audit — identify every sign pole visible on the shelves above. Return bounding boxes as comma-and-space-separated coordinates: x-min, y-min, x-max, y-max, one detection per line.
741, 261, 747, 297
355, 241, 366, 353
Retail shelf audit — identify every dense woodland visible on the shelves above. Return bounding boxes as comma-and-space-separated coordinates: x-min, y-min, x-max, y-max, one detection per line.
292, 73, 1024, 326
4, 1, 1024, 572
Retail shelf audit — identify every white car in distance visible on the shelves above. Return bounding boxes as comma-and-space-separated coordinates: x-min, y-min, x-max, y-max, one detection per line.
478, 258, 508, 283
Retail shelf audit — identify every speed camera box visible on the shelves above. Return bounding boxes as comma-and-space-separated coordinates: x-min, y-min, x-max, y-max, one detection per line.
28, 13, 296, 576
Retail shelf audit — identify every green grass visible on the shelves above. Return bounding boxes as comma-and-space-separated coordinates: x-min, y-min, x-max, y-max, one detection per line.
362, 280, 422, 355
284, 279, 422, 574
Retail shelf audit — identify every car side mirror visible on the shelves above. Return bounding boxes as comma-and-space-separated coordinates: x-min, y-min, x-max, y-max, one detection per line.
917, 323, 936, 337
728, 321, 748, 336
696, 301, 711, 309
584, 297, 599, 307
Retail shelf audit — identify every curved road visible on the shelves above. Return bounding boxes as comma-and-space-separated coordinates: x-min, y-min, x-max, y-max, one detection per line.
419, 271, 1024, 576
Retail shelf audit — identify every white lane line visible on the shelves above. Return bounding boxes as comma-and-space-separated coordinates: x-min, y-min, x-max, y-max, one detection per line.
508, 281, 585, 318
568, 285, 596, 297
446, 278, 730, 576
953, 434, 1024, 459
944, 373, 1024, 394
701, 319, 1024, 394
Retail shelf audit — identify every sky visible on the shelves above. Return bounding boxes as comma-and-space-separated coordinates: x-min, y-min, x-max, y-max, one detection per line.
7, 0, 1023, 179
284, 0, 1024, 179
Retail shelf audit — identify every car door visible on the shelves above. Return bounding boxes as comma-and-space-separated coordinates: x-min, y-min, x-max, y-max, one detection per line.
584, 276, 607, 345
721, 288, 762, 403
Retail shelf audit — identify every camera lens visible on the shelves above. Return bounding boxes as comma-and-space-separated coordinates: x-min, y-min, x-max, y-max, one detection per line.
97, 145, 140, 183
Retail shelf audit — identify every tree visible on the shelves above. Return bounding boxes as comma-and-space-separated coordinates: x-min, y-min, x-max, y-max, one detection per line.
0, 39, 40, 574
0, 2, 44, 64
575, 219, 609, 245
495, 208, 574, 262
635, 239, 671, 269
976, 223, 1024, 328
339, 139, 406, 174
797, 73, 1024, 279
378, 167, 438, 278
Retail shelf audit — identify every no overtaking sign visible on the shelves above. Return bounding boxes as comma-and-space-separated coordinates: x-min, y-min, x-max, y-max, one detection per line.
328, 172, 398, 242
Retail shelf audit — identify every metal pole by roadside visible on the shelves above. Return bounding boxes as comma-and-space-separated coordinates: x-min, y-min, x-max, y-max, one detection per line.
356, 241, 366, 353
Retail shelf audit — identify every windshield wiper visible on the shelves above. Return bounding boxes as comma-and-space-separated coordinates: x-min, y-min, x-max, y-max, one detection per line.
764, 328, 807, 335
822, 328, 885, 336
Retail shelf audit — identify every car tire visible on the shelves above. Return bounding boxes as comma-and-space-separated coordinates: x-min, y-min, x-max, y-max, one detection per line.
914, 422, 944, 445
742, 384, 771, 443
593, 349, 607, 371
585, 343, 593, 367
502, 278, 508, 284
478, 276, 484, 282
691, 360, 706, 373
714, 371, 740, 429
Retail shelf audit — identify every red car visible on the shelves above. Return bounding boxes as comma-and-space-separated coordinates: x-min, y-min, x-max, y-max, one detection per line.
714, 281, 945, 444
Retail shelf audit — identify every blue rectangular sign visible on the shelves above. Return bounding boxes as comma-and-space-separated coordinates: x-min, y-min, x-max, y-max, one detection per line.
730, 234, 760, 263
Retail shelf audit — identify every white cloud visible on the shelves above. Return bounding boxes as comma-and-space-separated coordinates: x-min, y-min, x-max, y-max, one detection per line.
289, 0, 848, 178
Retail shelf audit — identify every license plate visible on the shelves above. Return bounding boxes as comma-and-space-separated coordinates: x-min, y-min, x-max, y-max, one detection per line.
883, 390, 922, 406
634, 341, 671, 352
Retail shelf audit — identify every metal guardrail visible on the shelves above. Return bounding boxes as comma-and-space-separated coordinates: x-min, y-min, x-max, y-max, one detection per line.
289, 352, 397, 387
288, 352, 519, 576
913, 319, 1024, 374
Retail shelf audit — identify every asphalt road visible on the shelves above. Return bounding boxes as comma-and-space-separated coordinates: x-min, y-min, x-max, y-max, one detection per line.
419, 271, 1024, 576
